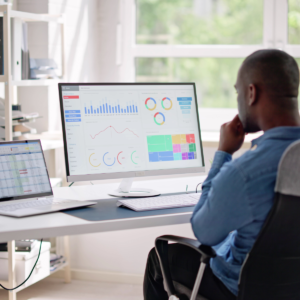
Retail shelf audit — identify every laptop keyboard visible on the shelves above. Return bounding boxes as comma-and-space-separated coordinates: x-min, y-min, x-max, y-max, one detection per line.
0, 198, 78, 212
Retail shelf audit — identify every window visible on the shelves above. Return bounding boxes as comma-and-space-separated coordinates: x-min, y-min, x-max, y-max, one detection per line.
131, 0, 300, 109
289, 0, 300, 44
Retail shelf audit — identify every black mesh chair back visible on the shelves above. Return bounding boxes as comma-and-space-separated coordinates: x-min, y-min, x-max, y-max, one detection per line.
238, 140, 300, 300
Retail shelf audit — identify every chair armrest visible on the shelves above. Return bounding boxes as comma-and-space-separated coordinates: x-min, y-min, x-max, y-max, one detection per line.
155, 235, 216, 298
156, 235, 216, 263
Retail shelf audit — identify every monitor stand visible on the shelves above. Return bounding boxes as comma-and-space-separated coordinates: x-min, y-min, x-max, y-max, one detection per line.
108, 178, 160, 198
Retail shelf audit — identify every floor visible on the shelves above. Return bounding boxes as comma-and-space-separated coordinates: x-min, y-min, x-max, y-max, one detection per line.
0, 278, 143, 300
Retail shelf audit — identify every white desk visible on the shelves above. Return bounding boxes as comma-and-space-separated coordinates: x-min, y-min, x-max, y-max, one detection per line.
0, 175, 206, 243
0, 175, 205, 300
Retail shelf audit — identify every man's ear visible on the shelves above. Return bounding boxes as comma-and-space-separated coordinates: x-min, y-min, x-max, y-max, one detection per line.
248, 84, 258, 106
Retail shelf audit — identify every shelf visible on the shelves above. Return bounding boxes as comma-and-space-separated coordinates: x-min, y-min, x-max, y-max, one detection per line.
10, 10, 64, 23
11, 79, 62, 87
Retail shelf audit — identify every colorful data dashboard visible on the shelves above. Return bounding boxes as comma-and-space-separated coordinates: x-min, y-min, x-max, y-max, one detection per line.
60, 84, 204, 177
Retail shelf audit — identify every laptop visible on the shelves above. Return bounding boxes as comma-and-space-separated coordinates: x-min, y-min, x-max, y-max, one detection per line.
0, 140, 96, 217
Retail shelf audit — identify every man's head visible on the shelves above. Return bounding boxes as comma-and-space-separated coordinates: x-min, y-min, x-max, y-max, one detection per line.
235, 49, 300, 133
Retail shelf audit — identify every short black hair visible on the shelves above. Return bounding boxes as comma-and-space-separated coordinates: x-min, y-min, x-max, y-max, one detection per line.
241, 49, 299, 99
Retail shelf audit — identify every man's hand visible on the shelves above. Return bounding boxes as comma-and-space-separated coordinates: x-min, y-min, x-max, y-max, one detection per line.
218, 115, 245, 155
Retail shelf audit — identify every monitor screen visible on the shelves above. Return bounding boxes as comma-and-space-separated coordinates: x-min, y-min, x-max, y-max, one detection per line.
0, 140, 52, 201
59, 83, 205, 182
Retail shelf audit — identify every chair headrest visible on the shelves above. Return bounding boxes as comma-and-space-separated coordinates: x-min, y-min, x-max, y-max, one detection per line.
275, 140, 300, 197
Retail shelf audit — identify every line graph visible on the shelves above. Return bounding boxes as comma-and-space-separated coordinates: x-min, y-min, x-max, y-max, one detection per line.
90, 125, 139, 140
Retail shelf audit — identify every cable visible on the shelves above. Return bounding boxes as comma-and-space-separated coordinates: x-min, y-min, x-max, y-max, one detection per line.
196, 182, 202, 193
0, 239, 43, 291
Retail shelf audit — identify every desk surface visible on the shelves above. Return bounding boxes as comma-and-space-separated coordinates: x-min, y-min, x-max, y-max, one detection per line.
0, 175, 206, 243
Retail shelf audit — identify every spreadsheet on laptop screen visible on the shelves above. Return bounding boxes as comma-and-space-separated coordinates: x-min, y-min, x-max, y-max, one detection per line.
0, 141, 52, 199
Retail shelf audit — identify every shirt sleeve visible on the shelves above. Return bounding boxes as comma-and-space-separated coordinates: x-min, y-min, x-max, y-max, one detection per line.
191, 151, 253, 246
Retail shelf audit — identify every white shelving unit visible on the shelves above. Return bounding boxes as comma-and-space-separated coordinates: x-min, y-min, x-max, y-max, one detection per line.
0, 4, 70, 300
0, 237, 71, 300
0, 3, 66, 141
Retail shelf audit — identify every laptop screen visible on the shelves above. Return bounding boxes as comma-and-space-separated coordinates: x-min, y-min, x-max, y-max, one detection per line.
0, 140, 52, 201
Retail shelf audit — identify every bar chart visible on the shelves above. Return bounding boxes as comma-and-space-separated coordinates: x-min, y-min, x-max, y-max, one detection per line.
84, 98, 139, 116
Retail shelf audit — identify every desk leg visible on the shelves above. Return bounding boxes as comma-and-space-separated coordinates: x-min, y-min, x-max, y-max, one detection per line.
63, 236, 71, 283
8, 240, 16, 300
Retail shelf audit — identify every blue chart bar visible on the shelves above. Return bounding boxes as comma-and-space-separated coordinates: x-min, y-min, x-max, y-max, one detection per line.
177, 97, 192, 101
86, 102, 139, 116
177, 97, 192, 116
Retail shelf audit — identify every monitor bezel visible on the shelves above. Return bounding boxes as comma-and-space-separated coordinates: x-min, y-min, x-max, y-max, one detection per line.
0, 139, 53, 202
58, 82, 205, 182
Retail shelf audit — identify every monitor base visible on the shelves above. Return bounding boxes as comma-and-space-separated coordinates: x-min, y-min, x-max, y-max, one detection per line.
108, 178, 160, 198
109, 188, 160, 198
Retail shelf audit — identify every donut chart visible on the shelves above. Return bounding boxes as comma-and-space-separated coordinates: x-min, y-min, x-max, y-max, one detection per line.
154, 112, 165, 125
131, 151, 141, 165
103, 152, 116, 166
161, 97, 172, 110
117, 151, 126, 165
145, 97, 156, 111
89, 153, 101, 167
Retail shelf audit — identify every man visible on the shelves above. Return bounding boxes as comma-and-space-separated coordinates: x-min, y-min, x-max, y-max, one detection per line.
143, 49, 300, 300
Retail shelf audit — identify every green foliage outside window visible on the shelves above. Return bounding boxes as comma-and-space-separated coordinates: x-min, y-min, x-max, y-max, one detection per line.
135, 0, 263, 108
136, 0, 263, 45
289, 0, 300, 44
136, 57, 244, 108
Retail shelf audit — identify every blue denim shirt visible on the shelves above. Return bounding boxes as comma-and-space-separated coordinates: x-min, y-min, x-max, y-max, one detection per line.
191, 127, 300, 296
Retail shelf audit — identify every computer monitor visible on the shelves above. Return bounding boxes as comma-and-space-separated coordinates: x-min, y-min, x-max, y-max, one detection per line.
58, 83, 205, 197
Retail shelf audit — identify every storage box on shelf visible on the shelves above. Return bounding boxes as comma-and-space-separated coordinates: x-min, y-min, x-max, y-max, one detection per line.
0, 242, 51, 291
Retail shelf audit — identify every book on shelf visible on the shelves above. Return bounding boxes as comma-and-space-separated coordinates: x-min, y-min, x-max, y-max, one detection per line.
21, 22, 30, 80
50, 254, 66, 272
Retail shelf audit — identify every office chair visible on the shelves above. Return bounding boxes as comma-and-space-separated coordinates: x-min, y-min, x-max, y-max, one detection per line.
155, 140, 300, 300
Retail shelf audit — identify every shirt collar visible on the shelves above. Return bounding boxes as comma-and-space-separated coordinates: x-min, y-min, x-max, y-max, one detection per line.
251, 126, 300, 147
